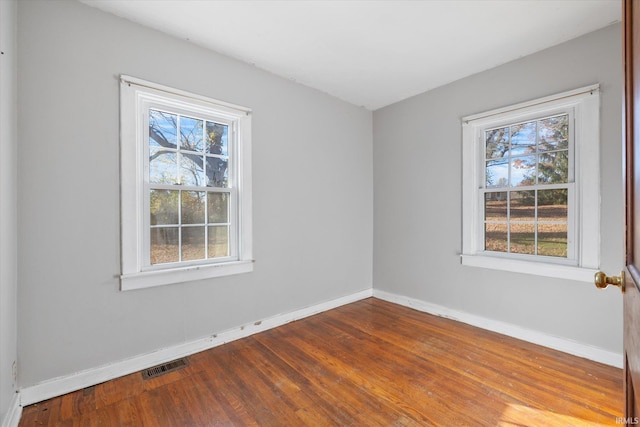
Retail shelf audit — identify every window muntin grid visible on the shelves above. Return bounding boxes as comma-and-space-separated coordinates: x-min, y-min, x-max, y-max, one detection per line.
482, 114, 572, 258
144, 108, 237, 267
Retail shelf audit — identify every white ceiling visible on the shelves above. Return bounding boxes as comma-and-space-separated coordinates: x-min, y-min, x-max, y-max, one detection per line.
80, 0, 621, 110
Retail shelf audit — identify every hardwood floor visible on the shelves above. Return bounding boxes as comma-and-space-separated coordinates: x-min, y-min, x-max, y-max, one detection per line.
19, 298, 622, 426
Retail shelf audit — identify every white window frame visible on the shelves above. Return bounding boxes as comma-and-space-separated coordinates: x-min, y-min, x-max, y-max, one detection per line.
120, 76, 253, 291
461, 85, 600, 282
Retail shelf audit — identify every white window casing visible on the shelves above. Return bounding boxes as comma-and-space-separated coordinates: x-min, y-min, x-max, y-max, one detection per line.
461, 85, 600, 282
120, 76, 253, 290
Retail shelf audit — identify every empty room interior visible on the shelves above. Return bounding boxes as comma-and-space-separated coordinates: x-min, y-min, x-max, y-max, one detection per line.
0, 0, 630, 425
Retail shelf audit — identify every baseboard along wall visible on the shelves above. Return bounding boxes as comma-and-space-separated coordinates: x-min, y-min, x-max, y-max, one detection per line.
14, 287, 622, 415
18, 288, 374, 406
373, 289, 623, 369
1, 393, 21, 427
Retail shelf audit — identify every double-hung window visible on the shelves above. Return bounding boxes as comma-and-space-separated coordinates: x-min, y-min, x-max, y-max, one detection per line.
461, 85, 600, 282
120, 76, 253, 290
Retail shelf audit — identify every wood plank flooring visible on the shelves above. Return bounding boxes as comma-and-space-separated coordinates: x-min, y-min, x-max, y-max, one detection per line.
19, 298, 623, 426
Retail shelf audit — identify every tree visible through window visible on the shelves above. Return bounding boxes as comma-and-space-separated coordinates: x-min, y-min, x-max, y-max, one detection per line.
483, 114, 570, 258
120, 75, 253, 290
147, 109, 232, 265
461, 85, 600, 280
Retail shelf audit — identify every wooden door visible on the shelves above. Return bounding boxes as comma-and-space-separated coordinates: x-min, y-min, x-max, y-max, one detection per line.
625, 0, 640, 419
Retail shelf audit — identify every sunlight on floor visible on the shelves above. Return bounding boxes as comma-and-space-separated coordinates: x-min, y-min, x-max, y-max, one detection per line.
499, 403, 614, 426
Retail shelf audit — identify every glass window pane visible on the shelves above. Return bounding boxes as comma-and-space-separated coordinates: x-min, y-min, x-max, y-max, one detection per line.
510, 191, 535, 221
510, 155, 536, 187
208, 226, 229, 258
182, 226, 205, 261
538, 189, 568, 221
510, 223, 535, 255
538, 115, 568, 152
150, 227, 179, 265
180, 116, 203, 152
206, 122, 229, 156
485, 127, 509, 159
181, 191, 205, 224
180, 153, 205, 186
208, 193, 229, 224
206, 156, 229, 188
510, 121, 536, 156
149, 150, 177, 184
484, 192, 507, 221
150, 190, 179, 225
485, 223, 507, 252
486, 159, 509, 188
538, 151, 568, 184
538, 223, 567, 257
149, 110, 177, 148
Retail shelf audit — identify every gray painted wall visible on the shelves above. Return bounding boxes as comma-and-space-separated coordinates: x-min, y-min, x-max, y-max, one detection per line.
373, 24, 624, 354
15, 0, 624, 396
17, 0, 373, 387
0, 0, 18, 420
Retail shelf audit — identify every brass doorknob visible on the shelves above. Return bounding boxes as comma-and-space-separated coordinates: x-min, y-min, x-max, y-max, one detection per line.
594, 271, 625, 293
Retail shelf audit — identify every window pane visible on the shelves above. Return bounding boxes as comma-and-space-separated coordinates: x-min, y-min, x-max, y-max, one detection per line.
486, 159, 509, 188
538, 189, 568, 221
208, 226, 229, 258
150, 227, 179, 264
538, 115, 568, 152
150, 190, 179, 225
510, 155, 536, 187
485, 223, 507, 252
149, 150, 177, 184
485, 223, 508, 252
182, 226, 205, 261
206, 156, 229, 188
485, 127, 509, 159
208, 192, 229, 224
206, 122, 228, 156
538, 223, 567, 257
485, 192, 507, 221
181, 191, 205, 224
180, 116, 203, 152
510, 121, 536, 156
538, 151, 568, 184
180, 153, 205, 186
510, 191, 535, 221
510, 223, 535, 255
149, 110, 177, 148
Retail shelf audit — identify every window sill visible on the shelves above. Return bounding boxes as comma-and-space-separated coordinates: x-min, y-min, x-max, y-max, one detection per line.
460, 254, 596, 283
120, 260, 254, 291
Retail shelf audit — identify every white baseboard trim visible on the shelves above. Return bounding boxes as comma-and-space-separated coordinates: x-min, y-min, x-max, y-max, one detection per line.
1, 393, 22, 427
20, 288, 373, 406
19, 287, 618, 409
373, 289, 623, 369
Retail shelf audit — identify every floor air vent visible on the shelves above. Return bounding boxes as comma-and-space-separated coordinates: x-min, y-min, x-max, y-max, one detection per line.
141, 358, 189, 380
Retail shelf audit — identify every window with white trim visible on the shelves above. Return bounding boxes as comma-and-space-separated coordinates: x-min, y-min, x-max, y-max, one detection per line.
120, 76, 253, 290
461, 85, 600, 282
